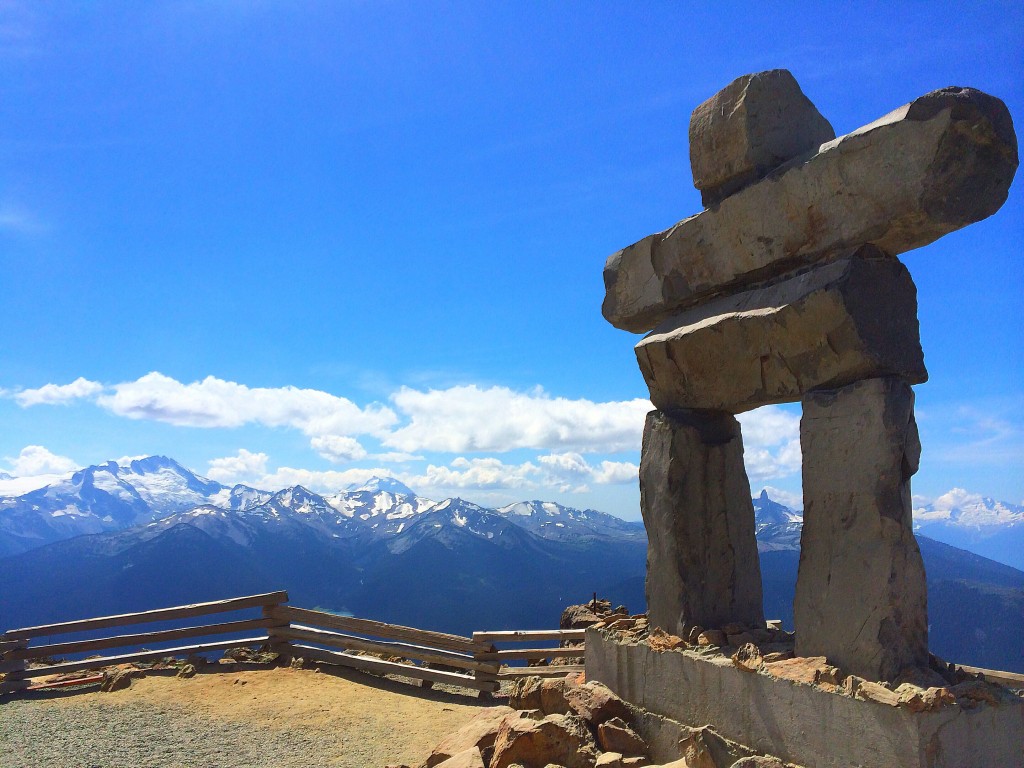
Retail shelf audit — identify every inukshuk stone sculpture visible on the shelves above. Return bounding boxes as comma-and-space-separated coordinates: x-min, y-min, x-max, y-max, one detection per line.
603, 70, 1018, 681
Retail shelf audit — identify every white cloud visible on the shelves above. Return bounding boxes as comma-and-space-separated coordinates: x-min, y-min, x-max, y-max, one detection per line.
738, 406, 802, 483
593, 460, 639, 485
368, 451, 425, 463
410, 457, 544, 492
386, 385, 651, 453
207, 449, 269, 484
310, 435, 368, 463
410, 453, 639, 495
97, 372, 397, 436
12, 377, 104, 407
5, 445, 79, 476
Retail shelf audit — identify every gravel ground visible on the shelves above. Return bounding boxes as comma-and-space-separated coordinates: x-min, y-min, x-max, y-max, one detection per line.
0, 667, 492, 768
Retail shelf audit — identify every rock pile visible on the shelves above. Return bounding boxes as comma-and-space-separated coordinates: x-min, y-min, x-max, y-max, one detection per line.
401, 672, 802, 768
595, 619, 1021, 718
603, 69, 1018, 682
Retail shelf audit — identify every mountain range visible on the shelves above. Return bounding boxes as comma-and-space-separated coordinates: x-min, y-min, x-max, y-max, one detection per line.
0, 457, 1020, 673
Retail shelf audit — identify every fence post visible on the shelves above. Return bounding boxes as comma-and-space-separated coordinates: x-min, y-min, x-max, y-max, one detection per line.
262, 601, 292, 663
0, 639, 29, 694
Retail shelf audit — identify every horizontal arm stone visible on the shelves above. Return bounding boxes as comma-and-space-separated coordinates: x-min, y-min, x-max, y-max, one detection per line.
635, 247, 926, 413
603, 87, 1018, 333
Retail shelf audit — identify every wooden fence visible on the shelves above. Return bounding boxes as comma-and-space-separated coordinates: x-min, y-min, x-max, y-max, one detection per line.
0, 591, 588, 696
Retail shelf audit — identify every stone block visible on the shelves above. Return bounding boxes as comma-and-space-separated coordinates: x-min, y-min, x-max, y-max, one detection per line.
634, 247, 926, 413
640, 409, 764, 634
603, 86, 1018, 333
689, 69, 835, 207
585, 630, 1024, 768
794, 377, 928, 681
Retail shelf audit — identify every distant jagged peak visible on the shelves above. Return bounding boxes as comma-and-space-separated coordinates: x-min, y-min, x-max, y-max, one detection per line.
752, 489, 803, 526
348, 476, 418, 497
914, 488, 1024, 528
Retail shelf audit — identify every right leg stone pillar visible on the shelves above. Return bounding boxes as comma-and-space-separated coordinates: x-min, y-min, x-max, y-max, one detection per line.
640, 409, 764, 635
795, 376, 928, 681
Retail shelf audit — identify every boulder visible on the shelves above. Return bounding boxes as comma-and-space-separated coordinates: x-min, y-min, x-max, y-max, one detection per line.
731, 643, 763, 673
635, 248, 926, 413
100, 665, 145, 693
689, 68, 835, 207
433, 747, 485, 768
509, 676, 571, 715
696, 629, 726, 648
561, 603, 605, 629
490, 713, 599, 768
596, 717, 647, 756
640, 409, 764, 634
762, 655, 836, 686
603, 86, 1017, 333
596, 754, 649, 768
176, 664, 197, 679
423, 706, 523, 768
564, 680, 631, 726
795, 377, 929, 681
646, 628, 686, 652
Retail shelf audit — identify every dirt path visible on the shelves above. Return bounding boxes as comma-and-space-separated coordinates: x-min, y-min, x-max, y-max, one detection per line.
0, 666, 493, 767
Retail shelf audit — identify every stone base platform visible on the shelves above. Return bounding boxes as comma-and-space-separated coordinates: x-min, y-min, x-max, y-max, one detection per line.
585, 629, 1024, 768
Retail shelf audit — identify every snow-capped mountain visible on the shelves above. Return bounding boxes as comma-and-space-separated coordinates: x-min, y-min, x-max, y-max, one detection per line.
0, 456, 648, 558
913, 489, 1024, 571
1, 474, 1022, 673
495, 500, 645, 542
0, 456, 273, 557
752, 490, 803, 552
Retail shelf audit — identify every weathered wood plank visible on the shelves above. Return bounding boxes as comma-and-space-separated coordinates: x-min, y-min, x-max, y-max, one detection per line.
475, 647, 585, 661
0, 638, 27, 654
278, 625, 498, 674
472, 629, 586, 643
2, 592, 288, 640
494, 665, 585, 679
0, 659, 27, 674
267, 606, 488, 654
4, 636, 269, 680
290, 643, 499, 693
957, 664, 1024, 689
7, 618, 278, 661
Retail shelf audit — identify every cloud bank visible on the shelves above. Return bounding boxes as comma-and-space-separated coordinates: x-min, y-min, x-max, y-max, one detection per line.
5, 372, 804, 494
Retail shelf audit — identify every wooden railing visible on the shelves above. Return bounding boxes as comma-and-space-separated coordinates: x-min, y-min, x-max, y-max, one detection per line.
472, 629, 586, 679
0, 591, 288, 694
0, 592, 588, 696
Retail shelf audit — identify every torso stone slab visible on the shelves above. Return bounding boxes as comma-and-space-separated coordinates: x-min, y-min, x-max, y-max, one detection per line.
635, 247, 926, 413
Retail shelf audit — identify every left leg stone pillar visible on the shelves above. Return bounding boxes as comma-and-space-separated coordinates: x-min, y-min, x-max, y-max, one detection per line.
795, 376, 928, 681
640, 409, 764, 636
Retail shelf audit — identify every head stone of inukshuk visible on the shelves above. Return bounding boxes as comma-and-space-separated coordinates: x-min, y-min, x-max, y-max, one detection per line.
602, 69, 1018, 682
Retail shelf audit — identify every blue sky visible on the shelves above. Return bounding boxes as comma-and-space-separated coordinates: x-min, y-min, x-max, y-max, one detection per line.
0, 1, 1020, 517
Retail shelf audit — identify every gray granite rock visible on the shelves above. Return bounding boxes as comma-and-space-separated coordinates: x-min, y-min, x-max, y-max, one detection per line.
603, 86, 1018, 333
794, 377, 928, 681
635, 246, 926, 413
689, 69, 835, 207
640, 409, 764, 634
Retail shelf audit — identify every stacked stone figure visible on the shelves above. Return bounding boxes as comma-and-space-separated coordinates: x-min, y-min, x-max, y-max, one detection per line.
603, 70, 1018, 681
